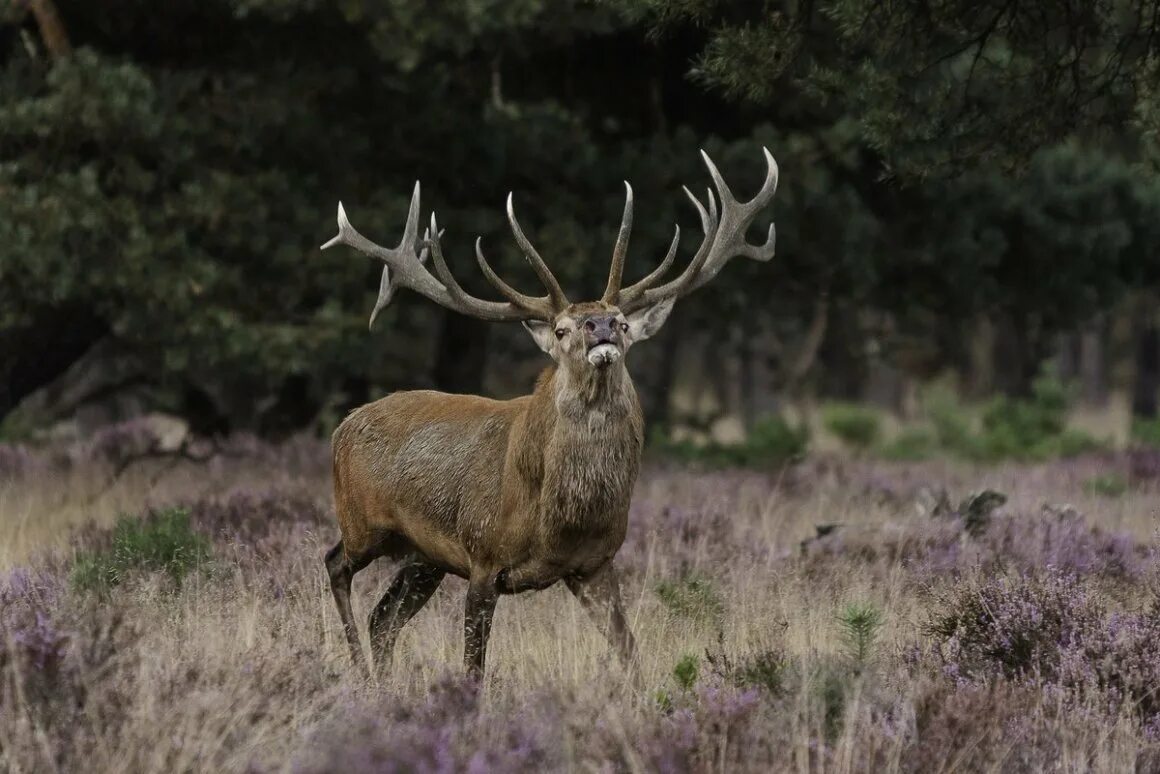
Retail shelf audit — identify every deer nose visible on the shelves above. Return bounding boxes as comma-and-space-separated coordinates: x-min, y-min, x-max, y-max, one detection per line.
583, 316, 620, 345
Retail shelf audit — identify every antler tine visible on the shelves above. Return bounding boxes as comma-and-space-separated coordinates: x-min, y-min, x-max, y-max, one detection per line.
323, 183, 556, 326
619, 147, 779, 314
618, 185, 720, 313
506, 193, 570, 311
474, 238, 556, 318
601, 181, 634, 303
615, 223, 681, 308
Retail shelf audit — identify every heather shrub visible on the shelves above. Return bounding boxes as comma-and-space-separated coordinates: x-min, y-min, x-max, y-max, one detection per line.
0, 569, 69, 703
822, 403, 881, 452
71, 507, 212, 593
705, 644, 790, 696
187, 487, 327, 545
926, 570, 1101, 680
0, 442, 41, 481
1127, 447, 1160, 484
292, 674, 554, 773
926, 569, 1160, 727
88, 418, 162, 467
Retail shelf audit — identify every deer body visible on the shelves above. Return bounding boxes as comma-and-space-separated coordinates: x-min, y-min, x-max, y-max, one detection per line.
333, 359, 642, 591
321, 148, 779, 678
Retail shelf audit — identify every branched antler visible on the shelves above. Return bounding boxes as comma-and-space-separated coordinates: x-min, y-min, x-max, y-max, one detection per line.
322, 183, 566, 325
610, 147, 779, 314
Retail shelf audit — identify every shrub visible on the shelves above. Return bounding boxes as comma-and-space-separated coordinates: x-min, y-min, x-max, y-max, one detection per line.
71, 508, 212, 593
822, 403, 881, 451
838, 602, 884, 668
1083, 474, 1128, 498
1131, 416, 1160, 448
925, 569, 1160, 727
648, 416, 808, 469
656, 573, 726, 628
705, 642, 790, 696
876, 428, 936, 461
672, 654, 700, 691
741, 415, 809, 466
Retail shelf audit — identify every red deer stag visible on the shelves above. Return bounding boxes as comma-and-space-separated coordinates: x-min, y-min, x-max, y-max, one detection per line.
321, 148, 779, 678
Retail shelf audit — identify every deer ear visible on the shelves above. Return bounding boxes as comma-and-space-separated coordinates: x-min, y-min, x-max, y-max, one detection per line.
626, 297, 675, 342
522, 320, 558, 354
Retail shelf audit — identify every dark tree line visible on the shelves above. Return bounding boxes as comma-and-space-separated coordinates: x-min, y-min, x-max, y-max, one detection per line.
2, 0, 1158, 438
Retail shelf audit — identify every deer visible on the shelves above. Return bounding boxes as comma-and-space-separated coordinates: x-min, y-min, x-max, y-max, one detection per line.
320, 147, 779, 680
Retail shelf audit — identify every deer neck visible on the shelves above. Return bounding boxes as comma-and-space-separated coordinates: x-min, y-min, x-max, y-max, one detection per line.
552, 360, 634, 423
528, 363, 643, 534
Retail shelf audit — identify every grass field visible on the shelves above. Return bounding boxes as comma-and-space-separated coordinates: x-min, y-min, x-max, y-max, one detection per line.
2, 429, 1159, 772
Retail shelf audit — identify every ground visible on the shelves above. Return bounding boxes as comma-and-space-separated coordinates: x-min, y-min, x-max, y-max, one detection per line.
1, 429, 1159, 772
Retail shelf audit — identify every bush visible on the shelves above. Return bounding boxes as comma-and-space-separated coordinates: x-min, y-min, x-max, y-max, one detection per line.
876, 428, 936, 461
656, 573, 726, 628
925, 569, 1160, 726
917, 374, 1103, 462
822, 403, 881, 451
71, 508, 212, 593
1083, 474, 1128, 498
648, 416, 808, 469
1131, 416, 1160, 448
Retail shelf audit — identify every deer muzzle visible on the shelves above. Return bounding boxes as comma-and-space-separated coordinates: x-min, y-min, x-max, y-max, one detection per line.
583, 316, 623, 367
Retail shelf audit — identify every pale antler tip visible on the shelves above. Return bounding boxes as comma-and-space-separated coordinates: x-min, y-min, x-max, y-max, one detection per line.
505, 192, 515, 217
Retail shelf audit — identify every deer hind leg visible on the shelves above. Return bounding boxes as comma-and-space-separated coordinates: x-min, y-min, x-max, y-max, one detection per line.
565, 562, 639, 679
463, 575, 499, 680
325, 540, 372, 672
368, 563, 445, 674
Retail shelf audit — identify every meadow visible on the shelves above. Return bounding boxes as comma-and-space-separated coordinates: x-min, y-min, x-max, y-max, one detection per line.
2, 420, 1160, 772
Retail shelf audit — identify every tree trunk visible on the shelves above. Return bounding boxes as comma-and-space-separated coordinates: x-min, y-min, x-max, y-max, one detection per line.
1132, 310, 1159, 418
1079, 318, 1106, 406
432, 309, 489, 394
0, 306, 106, 424
28, 0, 72, 58
993, 312, 1040, 397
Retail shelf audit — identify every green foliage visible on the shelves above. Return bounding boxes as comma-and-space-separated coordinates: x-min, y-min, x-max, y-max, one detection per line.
822, 403, 881, 451
649, 416, 808, 469
876, 428, 936, 461
1131, 417, 1160, 448
838, 602, 883, 668
706, 644, 789, 696
905, 375, 1104, 463
625, 1, 1160, 179
71, 508, 211, 594
1083, 475, 1128, 499
672, 653, 700, 691
655, 573, 725, 628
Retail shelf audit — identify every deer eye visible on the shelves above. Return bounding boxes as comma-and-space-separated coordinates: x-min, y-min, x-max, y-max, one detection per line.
620, 322, 629, 333
555, 328, 567, 340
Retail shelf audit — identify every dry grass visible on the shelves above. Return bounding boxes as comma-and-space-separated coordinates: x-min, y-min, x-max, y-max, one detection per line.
1, 439, 1158, 772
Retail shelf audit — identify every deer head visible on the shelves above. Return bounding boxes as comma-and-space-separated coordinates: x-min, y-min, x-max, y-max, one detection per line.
321, 148, 779, 376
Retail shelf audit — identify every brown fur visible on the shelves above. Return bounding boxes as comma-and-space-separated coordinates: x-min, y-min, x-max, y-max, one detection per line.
326, 302, 650, 679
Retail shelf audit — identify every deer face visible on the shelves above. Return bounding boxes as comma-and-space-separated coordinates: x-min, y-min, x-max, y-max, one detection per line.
523, 298, 675, 370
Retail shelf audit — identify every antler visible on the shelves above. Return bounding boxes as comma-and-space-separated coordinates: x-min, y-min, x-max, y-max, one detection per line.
322, 182, 567, 326
612, 147, 779, 314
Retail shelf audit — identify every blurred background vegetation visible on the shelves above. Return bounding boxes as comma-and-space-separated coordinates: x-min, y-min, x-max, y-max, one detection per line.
3, 0, 1160, 460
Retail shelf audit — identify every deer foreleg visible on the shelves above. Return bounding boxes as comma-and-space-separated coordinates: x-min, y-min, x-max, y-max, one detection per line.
565, 562, 638, 677
463, 576, 499, 679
